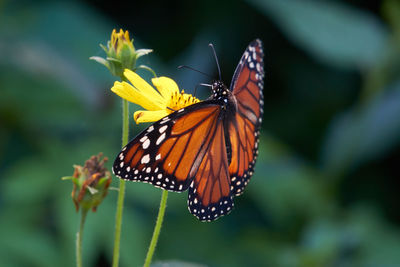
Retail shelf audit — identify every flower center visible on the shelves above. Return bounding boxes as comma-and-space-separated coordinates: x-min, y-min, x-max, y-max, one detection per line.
166, 90, 200, 113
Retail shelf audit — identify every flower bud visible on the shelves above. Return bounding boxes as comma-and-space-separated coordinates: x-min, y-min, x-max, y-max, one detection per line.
90, 29, 152, 77
63, 153, 112, 212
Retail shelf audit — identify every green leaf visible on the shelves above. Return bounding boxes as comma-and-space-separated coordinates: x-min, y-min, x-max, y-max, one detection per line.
321, 80, 400, 175
136, 65, 157, 78
248, 0, 388, 69
89, 56, 110, 68
250, 135, 332, 225
136, 48, 153, 59
0, 227, 59, 267
99, 43, 109, 53
300, 206, 400, 266
106, 56, 121, 63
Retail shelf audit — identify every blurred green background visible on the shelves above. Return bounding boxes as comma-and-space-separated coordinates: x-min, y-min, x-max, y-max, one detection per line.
1, 0, 400, 266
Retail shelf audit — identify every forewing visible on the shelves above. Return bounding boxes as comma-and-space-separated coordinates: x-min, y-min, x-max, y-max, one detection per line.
228, 39, 264, 196
113, 101, 223, 192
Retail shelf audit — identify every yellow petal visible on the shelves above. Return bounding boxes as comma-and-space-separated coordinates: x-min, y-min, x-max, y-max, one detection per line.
111, 29, 117, 46
123, 69, 165, 105
133, 110, 169, 124
152, 76, 179, 99
111, 81, 164, 111
124, 30, 130, 42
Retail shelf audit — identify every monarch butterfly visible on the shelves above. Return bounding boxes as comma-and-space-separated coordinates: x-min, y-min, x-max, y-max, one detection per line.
113, 39, 264, 221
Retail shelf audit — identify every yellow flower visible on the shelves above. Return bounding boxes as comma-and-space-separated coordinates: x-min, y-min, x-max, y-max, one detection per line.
111, 69, 200, 123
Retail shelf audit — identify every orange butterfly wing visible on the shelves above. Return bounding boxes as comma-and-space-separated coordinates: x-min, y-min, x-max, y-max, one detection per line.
188, 118, 234, 221
113, 102, 223, 192
228, 39, 264, 196
113, 101, 234, 221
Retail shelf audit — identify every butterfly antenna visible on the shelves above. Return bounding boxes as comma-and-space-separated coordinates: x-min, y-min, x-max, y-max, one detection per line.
208, 43, 222, 81
177, 65, 212, 78
194, 83, 212, 97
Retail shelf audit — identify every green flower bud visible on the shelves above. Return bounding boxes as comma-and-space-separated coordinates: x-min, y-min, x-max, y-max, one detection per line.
63, 153, 111, 212
90, 29, 152, 77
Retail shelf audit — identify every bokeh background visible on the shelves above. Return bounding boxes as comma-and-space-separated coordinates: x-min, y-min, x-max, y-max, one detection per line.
1, 0, 400, 266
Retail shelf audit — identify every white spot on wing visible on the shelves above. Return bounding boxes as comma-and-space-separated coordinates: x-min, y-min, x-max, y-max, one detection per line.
156, 133, 166, 145
142, 139, 150, 149
159, 125, 168, 133
160, 117, 170, 124
141, 154, 150, 164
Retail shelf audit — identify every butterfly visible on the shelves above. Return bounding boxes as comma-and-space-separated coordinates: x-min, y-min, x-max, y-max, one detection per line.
113, 39, 264, 221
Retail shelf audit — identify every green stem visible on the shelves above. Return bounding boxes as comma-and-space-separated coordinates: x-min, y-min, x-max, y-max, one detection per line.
112, 98, 129, 267
76, 209, 88, 267
144, 190, 169, 267
122, 99, 130, 146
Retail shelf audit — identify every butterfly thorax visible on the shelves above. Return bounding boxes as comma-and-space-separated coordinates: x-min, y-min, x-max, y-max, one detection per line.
210, 80, 237, 114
